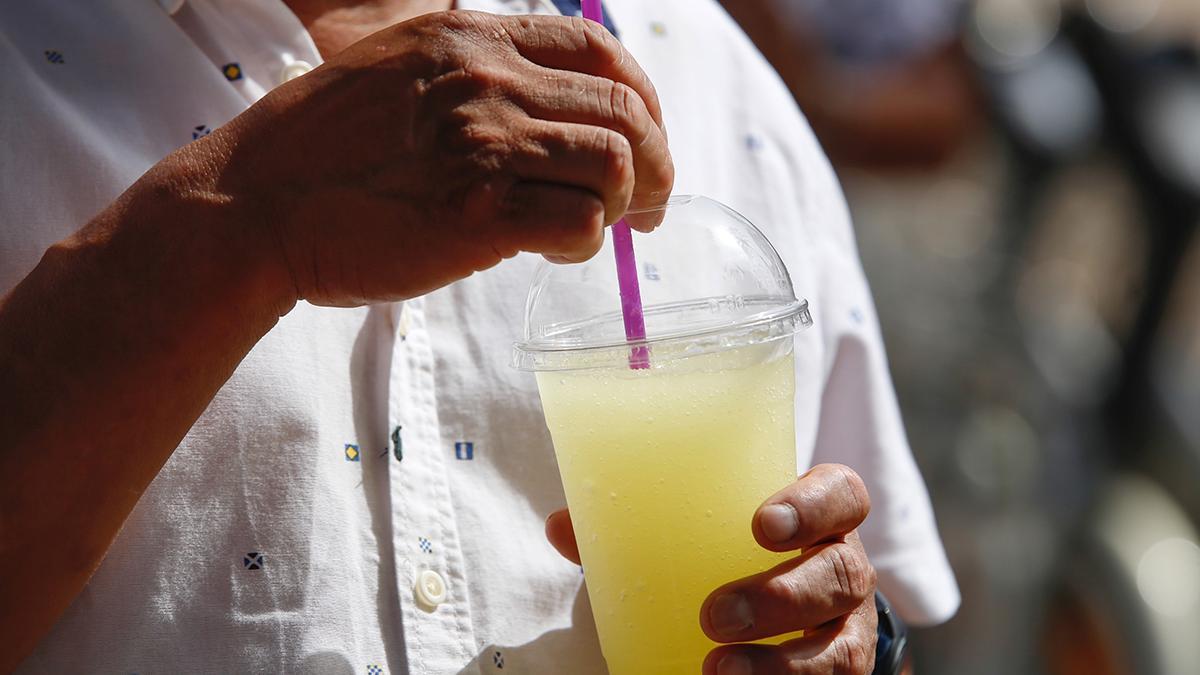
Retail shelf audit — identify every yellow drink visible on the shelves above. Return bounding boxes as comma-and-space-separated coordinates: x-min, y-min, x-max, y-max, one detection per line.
537, 342, 797, 675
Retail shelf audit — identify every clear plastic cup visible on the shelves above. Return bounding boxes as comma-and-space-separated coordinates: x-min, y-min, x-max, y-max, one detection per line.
513, 195, 812, 674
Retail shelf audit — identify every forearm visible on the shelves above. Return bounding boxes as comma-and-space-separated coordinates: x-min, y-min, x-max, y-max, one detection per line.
0, 137, 295, 667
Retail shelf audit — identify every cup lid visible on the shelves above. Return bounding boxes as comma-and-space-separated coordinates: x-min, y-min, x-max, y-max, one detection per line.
512, 195, 812, 371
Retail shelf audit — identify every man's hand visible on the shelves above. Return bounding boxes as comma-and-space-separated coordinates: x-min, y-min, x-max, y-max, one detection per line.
208, 9, 673, 307
699, 464, 878, 674
545, 464, 878, 674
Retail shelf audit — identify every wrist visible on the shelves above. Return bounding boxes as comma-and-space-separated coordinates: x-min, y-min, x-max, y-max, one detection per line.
135, 130, 300, 321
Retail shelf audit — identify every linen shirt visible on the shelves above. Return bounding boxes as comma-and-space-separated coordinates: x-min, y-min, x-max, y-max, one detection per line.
1, 0, 960, 672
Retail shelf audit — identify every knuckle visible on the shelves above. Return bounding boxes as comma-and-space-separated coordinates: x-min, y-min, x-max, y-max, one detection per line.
761, 572, 802, 608
827, 545, 873, 604
580, 18, 621, 60
651, 145, 676, 192
423, 55, 518, 101
457, 62, 516, 96
436, 9, 476, 32
599, 129, 633, 189
576, 194, 605, 228
456, 124, 508, 171
453, 10, 516, 46
564, 16, 595, 51
831, 635, 876, 675
576, 223, 605, 257
456, 121, 505, 153
569, 18, 625, 74
607, 82, 640, 130
556, 218, 604, 261
834, 465, 872, 519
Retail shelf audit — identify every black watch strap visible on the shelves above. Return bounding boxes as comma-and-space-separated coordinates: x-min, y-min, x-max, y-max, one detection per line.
873, 591, 909, 675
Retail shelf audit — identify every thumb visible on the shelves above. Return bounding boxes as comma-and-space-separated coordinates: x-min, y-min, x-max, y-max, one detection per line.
545, 509, 581, 565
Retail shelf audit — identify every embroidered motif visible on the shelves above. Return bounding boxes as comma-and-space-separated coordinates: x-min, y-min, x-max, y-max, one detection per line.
419, 537, 432, 554
454, 441, 474, 461
221, 62, 243, 81
192, 125, 212, 140
345, 444, 361, 462
392, 425, 403, 462
44, 50, 64, 64
243, 552, 264, 570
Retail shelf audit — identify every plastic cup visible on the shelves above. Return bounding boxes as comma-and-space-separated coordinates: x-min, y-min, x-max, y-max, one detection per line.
513, 196, 812, 674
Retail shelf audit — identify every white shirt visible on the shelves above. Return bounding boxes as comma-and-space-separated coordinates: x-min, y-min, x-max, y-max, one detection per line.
1, 1, 959, 672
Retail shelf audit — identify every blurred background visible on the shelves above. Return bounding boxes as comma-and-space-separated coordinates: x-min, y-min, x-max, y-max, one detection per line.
718, 0, 1200, 673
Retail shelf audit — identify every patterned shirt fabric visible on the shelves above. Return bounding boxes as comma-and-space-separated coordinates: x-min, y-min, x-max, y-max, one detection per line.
1, 0, 960, 672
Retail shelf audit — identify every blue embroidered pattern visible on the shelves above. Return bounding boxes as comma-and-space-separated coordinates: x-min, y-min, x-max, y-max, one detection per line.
391, 425, 403, 462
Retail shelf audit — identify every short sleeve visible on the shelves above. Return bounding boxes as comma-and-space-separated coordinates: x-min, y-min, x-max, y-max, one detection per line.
809, 228, 962, 626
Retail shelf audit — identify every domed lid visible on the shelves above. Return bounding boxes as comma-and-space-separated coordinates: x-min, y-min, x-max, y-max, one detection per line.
512, 195, 811, 371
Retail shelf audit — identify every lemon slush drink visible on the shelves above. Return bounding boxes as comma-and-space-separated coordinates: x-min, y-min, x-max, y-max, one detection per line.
536, 341, 798, 675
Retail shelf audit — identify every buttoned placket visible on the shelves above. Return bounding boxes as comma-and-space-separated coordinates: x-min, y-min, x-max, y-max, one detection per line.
387, 298, 478, 673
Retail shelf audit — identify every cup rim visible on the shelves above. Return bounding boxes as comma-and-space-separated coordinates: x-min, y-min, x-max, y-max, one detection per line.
511, 298, 811, 371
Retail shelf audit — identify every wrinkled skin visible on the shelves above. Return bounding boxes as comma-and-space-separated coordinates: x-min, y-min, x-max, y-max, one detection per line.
213, 10, 674, 307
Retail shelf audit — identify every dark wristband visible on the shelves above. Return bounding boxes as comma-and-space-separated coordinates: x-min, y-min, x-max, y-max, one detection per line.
873, 591, 910, 675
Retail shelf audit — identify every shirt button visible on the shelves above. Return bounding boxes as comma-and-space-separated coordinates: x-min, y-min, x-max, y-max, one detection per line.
279, 60, 314, 84
414, 569, 447, 609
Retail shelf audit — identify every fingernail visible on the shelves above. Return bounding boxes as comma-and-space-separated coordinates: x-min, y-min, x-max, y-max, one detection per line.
710, 593, 754, 637
760, 503, 798, 543
717, 653, 753, 675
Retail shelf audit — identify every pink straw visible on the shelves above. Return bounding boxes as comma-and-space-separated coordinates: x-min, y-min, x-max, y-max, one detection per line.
581, 0, 650, 369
